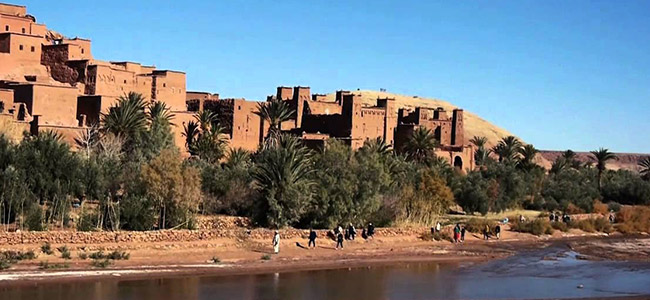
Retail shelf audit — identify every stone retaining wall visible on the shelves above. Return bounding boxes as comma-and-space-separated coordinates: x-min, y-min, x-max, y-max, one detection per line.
0, 227, 426, 246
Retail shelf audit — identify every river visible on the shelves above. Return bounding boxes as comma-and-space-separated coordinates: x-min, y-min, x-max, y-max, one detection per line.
1, 246, 649, 300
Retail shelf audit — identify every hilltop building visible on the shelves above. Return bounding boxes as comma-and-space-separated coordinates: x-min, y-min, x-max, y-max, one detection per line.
0, 2, 473, 170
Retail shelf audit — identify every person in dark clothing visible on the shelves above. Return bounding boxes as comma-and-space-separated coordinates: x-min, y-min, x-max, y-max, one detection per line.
361, 228, 368, 239
495, 225, 501, 239
308, 228, 317, 248
461, 226, 466, 242
336, 232, 344, 249
367, 223, 375, 238
549, 212, 555, 222
348, 223, 356, 240
453, 224, 460, 243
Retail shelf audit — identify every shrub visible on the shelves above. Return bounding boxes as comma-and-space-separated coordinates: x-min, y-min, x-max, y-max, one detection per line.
41, 242, 54, 255
39, 261, 69, 270
566, 203, 583, 214
57, 245, 71, 260
89, 250, 105, 260
419, 230, 452, 242
1, 250, 37, 262
593, 200, 609, 215
571, 219, 595, 233
616, 206, 650, 233
465, 218, 493, 233
76, 212, 98, 232
211, 256, 221, 264
26, 205, 45, 231
0, 259, 11, 270
91, 259, 112, 268
551, 221, 569, 232
261, 254, 271, 261
511, 219, 553, 236
607, 202, 621, 212
78, 252, 88, 260
107, 250, 130, 260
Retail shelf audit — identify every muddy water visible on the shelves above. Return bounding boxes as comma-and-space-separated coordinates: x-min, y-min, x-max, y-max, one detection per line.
1, 246, 649, 300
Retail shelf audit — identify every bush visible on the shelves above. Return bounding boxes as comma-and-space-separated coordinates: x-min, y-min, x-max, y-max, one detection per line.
607, 202, 621, 212
90, 259, 112, 268
39, 261, 69, 270
89, 250, 105, 260
593, 200, 609, 215
511, 219, 553, 236
25, 205, 45, 231
419, 230, 452, 242
211, 256, 221, 264
616, 206, 650, 233
1, 250, 37, 262
465, 218, 494, 233
78, 252, 88, 260
551, 221, 569, 232
0, 259, 11, 270
261, 254, 271, 261
41, 242, 54, 255
106, 250, 130, 260
57, 245, 71, 260
76, 212, 98, 232
569, 218, 613, 233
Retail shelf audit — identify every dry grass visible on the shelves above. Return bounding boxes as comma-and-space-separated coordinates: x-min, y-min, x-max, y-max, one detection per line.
0, 116, 24, 143
616, 206, 650, 233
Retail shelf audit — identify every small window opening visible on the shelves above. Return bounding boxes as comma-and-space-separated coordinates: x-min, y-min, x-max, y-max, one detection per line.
19, 45, 23, 51
30, 46, 35, 52
21, 28, 25, 33
5, 25, 9, 31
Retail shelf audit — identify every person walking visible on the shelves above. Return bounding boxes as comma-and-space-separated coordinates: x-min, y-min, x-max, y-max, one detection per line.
308, 228, 317, 248
348, 223, 356, 240
461, 226, 466, 242
483, 224, 490, 240
453, 224, 461, 243
367, 223, 375, 239
336, 231, 344, 250
495, 224, 501, 239
273, 230, 280, 254
436, 222, 441, 233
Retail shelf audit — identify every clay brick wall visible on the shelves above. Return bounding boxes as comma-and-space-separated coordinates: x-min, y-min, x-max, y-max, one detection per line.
0, 3, 26, 16
76, 95, 102, 126
230, 99, 267, 151
87, 64, 137, 98
152, 70, 186, 111
63, 38, 91, 60
41, 44, 81, 85
0, 88, 13, 113
0, 33, 42, 62
304, 99, 341, 115
30, 84, 79, 126
0, 14, 34, 35
276, 86, 292, 100
451, 109, 464, 146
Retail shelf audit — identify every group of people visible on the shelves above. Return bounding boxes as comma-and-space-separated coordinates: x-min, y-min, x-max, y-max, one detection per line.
548, 212, 571, 223
272, 223, 376, 254
431, 222, 502, 243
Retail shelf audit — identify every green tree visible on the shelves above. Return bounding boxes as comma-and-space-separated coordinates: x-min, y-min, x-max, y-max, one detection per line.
254, 99, 294, 146
252, 134, 313, 227
492, 136, 522, 164
398, 171, 453, 225
590, 147, 617, 191
638, 156, 650, 181
517, 144, 539, 171
144, 101, 176, 158
101, 92, 148, 151
403, 127, 438, 164
141, 148, 202, 229
470, 136, 493, 168
183, 112, 228, 164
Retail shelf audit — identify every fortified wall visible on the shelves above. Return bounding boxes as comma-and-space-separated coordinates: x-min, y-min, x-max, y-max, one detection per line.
0, 2, 473, 170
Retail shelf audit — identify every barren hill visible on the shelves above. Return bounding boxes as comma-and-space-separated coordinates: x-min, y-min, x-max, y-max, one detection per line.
324, 90, 516, 149
539, 151, 647, 172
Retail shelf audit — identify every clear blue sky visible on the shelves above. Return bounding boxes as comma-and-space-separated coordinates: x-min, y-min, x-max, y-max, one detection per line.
23, 0, 650, 153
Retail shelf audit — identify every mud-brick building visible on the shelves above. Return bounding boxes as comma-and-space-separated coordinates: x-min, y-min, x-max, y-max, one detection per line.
394, 107, 474, 170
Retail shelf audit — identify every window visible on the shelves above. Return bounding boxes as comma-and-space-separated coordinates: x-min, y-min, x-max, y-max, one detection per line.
30, 46, 35, 52
81, 49, 84, 54
5, 25, 8, 31
19, 45, 23, 51
238, 106, 241, 110
124, 80, 127, 84
21, 28, 25, 34
163, 83, 166, 87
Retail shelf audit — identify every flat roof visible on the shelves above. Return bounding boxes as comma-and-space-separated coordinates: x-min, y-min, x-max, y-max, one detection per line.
0, 3, 26, 8
152, 70, 186, 74
0, 32, 43, 38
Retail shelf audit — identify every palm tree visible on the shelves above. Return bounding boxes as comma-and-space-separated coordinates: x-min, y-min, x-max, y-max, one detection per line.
101, 92, 147, 140
253, 134, 314, 227
255, 99, 295, 146
360, 137, 392, 156
148, 101, 175, 125
590, 147, 617, 190
224, 148, 251, 169
492, 136, 522, 163
518, 144, 539, 171
182, 120, 200, 150
469, 136, 488, 148
550, 157, 568, 175
194, 110, 217, 132
638, 156, 650, 180
403, 127, 438, 163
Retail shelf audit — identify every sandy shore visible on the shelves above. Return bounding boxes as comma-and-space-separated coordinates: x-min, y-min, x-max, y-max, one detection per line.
0, 226, 648, 286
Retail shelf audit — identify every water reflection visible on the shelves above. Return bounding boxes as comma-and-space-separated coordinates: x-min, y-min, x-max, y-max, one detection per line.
1, 248, 649, 300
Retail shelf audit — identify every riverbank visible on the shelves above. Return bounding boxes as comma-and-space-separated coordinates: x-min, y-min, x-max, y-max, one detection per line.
0, 222, 648, 286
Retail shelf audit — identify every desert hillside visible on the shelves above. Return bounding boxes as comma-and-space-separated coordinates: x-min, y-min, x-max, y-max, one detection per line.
324, 90, 516, 149
539, 150, 647, 172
